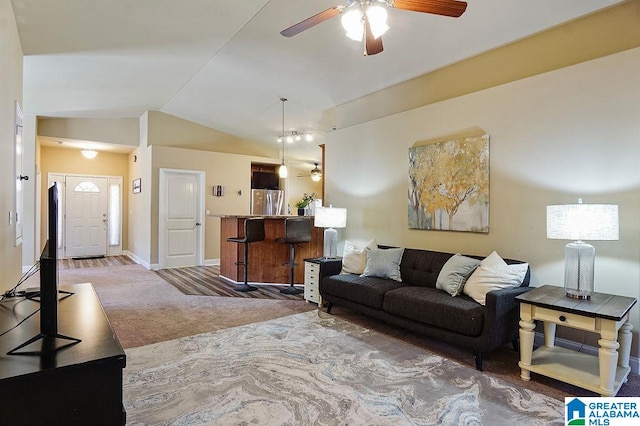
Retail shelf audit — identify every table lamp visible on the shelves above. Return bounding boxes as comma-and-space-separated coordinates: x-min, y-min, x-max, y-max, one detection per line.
546, 200, 618, 299
314, 206, 347, 258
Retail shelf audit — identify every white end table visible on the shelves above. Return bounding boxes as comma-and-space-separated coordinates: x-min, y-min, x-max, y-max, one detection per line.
516, 285, 636, 396
303, 257, 342, 307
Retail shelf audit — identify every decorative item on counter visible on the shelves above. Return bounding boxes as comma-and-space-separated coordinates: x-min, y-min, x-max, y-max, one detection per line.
295, 192, 316, 216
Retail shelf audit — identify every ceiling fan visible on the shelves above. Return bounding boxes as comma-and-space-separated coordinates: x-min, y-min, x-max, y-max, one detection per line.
281, 0, 468, 56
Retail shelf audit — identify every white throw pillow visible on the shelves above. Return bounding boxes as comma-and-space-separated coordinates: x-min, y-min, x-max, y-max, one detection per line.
463, 263, 529, 305
361, 248, 405, 282
481, 251, 507, 267
436, 254, 481, 296
341, 239, 378, 274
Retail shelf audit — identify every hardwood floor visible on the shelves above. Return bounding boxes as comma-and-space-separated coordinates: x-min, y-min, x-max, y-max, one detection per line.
60, 255, 136, 269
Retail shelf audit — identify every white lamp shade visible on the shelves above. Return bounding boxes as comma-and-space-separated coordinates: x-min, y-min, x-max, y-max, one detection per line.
278, 164, 288, 178
314, 206, 347, 228
546, 204, 618, 241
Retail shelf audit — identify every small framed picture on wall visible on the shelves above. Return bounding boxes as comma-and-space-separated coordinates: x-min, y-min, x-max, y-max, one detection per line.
132, 178, 141, 194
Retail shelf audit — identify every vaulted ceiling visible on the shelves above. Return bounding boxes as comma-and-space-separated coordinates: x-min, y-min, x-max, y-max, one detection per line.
11, 0, 623, 162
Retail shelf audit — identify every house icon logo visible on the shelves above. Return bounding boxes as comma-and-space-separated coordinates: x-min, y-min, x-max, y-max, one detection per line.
566, 398, 586, 425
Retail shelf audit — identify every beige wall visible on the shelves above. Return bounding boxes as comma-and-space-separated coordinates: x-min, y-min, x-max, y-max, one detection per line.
0, 0, 23, 291
325, 48, 640, 356
150, 145, 282, 265
38, 145, 130, 252
38, 117, 140, 147
147, 111, 276, 157
126, 113, 153, 266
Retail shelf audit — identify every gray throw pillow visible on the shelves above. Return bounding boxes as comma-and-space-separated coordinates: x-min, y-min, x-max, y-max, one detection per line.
361, 248, 405, 282
436, 254, 481, 296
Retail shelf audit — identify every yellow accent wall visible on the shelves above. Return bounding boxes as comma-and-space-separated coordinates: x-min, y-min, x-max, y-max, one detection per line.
38, 145, 130, 253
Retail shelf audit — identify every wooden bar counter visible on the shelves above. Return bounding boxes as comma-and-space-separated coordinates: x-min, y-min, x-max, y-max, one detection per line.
220, 215, 323, 284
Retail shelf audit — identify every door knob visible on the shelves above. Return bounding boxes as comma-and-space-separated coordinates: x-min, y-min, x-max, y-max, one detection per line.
19, 175, 29, 181
195, 222, 201, 226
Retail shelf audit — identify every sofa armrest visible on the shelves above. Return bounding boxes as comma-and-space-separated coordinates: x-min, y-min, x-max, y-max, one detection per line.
485, 286, 533, 319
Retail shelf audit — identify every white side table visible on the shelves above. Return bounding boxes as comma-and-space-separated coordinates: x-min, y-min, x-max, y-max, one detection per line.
303, 257, 342, 307
516, 285, 636, 396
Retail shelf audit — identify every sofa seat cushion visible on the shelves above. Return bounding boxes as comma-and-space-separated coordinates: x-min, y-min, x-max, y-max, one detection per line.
383, 287, 485, 337
322, 274, 405, 310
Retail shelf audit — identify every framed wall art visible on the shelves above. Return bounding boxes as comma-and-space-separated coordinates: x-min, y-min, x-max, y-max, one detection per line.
132, 178, 141, 194
408, 130, 489, 233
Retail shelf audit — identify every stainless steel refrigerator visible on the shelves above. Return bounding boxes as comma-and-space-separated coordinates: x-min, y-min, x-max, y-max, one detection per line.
251, 189, 286, 215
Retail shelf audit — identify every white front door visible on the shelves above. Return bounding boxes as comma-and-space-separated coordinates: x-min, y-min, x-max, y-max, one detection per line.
65, 176, 108, 257
159, 169, 204, 268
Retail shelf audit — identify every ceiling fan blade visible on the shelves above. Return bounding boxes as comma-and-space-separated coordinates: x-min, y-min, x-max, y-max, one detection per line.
281, 6, 343, 37
390, 0, 468, 18
364, 18, 383, 56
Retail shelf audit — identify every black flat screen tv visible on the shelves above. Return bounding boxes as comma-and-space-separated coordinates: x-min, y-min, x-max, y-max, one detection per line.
7, 182, 81, 355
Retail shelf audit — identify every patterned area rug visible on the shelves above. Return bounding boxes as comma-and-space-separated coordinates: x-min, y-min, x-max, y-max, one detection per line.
123, 311, 564, 425
154, 266, 304, 300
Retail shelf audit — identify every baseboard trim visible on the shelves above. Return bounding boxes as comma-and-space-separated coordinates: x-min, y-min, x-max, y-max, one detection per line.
205, 258, 220, 266
533, 332, 639, 375
124, 250, 151, 270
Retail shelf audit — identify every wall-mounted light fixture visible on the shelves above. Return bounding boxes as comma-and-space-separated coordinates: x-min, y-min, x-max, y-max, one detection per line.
213, 185, 225, 197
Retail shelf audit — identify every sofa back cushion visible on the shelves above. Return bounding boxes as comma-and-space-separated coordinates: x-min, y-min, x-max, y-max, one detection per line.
381, 246, 530, 289
397, 249, 455, 288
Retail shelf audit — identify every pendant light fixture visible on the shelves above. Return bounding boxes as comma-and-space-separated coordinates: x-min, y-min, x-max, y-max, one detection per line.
278, 97, 288, 178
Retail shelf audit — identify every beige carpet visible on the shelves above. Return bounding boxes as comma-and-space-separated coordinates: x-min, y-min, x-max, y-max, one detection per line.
29, 261, 637, 404
42, 263, 315, 348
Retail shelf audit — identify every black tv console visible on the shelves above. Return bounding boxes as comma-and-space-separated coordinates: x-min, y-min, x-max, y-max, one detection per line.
0, 283, 126, 425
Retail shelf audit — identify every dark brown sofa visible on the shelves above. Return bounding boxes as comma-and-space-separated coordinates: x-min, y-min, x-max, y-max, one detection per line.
320, 247, 531, 370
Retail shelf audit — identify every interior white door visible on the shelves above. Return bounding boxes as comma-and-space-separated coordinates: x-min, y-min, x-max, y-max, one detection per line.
65, 176, 108, 257
159, 169, 204, 268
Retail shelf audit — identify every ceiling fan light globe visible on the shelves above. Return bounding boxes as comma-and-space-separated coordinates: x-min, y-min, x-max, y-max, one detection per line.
305, 134, 314, 142
341, 9, 364, 41
366, 5, 389, 39
286, 135, 294, 143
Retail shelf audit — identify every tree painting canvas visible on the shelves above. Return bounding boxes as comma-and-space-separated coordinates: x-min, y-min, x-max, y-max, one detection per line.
408, 134, 489, 233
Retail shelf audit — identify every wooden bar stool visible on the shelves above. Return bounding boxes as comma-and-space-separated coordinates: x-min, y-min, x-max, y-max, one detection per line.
227, 218, 265, 292
276, 218, 311, 295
